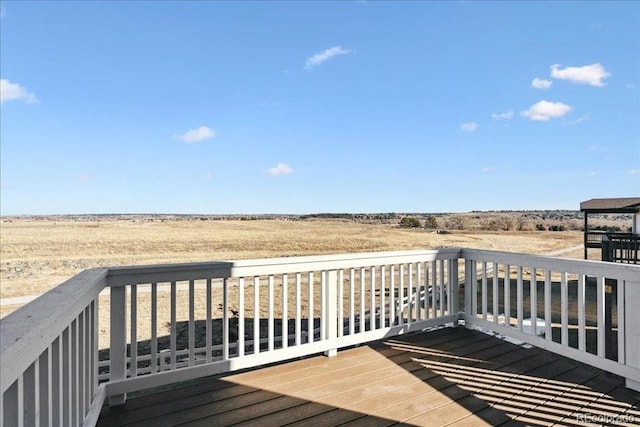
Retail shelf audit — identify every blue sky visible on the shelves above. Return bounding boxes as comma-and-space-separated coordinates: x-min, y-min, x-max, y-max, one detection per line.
1, 1, 638, 215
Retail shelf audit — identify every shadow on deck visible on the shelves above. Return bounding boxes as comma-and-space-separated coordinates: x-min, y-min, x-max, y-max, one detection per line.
98, 327, 639, 427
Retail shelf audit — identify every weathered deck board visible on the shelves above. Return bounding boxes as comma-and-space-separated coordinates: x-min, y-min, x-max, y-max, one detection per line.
97, 327, 639, 427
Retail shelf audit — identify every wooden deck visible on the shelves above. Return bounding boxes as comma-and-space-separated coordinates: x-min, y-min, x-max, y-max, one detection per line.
97, 327, 639, 427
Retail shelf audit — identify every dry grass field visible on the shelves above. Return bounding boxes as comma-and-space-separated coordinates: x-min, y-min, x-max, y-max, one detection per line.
1, 217, 584, 319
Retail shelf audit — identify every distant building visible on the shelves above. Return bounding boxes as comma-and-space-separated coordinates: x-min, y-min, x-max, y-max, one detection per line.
580, 197, 640, 263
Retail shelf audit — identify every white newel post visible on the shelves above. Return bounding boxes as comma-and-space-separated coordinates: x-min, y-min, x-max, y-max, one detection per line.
448, 259, 459, 327
109, 286, 127, 405
625, 279, 640, 391
464, 259, 474, 329
324, 270, 338, 357
449, 259, 459, 316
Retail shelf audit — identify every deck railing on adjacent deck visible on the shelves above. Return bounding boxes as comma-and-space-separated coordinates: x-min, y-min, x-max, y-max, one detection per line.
1, 248, 639, 426
602, 234, 639, 264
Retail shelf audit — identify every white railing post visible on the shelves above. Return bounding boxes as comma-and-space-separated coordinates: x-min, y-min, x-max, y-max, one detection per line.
464, 258, 473, 329
109, 286, 127, 406
324, 270, 338, 357
624, 279, 640, 391
449, 259, 459, 319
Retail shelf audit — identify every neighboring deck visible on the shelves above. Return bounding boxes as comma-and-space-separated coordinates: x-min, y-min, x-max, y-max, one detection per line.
97, 327, 639, 427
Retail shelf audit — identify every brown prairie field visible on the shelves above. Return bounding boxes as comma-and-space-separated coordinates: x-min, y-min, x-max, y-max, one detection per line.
1, 217, 583, 314
1, 217, 588, 351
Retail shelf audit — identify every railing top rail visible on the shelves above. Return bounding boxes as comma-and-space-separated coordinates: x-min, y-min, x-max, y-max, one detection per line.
587, 231, 638, 239
586, 231, 636, 235
106, 261, 234, 286
461, 248, 640, 281
229, 248, 462, 278
0, 268, 107, 393
605, 233, 640, 240
106, 248, 463, 286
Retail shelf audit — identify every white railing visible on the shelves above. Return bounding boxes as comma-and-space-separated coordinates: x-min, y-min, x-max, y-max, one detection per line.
101, 249, 461, 408
1, 248, 639, 426
461, 249, 640, 389
0, 269, 105, 427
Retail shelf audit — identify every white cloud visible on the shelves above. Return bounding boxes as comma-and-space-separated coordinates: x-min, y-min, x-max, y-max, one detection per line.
75, 175, 90, 182
460, 122, 478, 132
570, 114, 590, 125
305, 46, 351, 69
521, 100, 572, 121
550, 63, 611, 87
588, 171, 599, 176
491, 111, 513, 120
531, 78, 552, 90
627, 83, 637, 90
197, 172, 213, 180
174, 126, 215, 143
628, 169, 640, 175
267, 162, 294, 177
0, 6, 5, 18
481, 166, 493, 173
0, 78, 38, 104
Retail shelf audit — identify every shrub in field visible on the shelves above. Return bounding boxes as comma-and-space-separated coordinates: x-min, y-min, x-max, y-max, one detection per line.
483, 217, 512, 231
516, 215, 528, 231
565, 219, 583, 231
482, 219, 495, 231
444, 216, 465, 230
399, 217, 422, 228
592, 225, 622, 232
498, 217, 513, 231
424, 216, 439, 229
